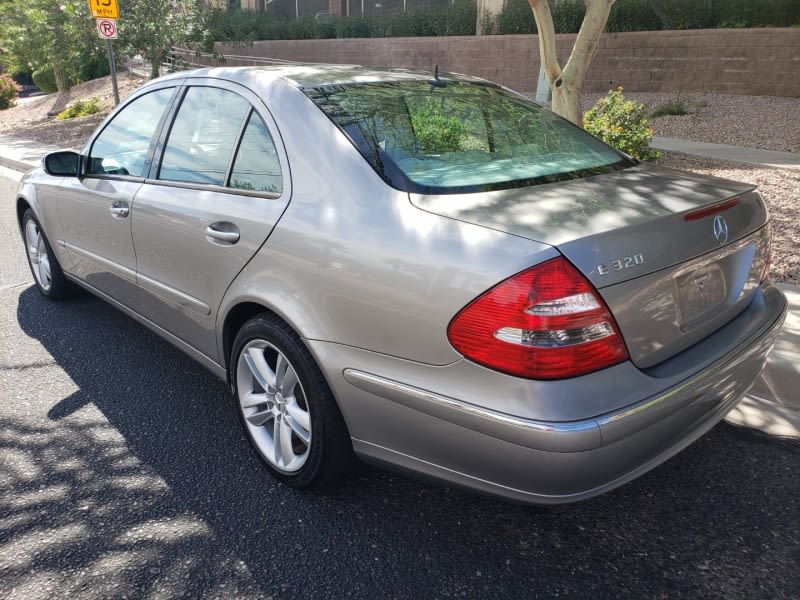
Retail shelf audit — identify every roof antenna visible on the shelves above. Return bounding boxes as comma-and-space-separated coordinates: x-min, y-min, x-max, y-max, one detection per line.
428, 65, 446, 88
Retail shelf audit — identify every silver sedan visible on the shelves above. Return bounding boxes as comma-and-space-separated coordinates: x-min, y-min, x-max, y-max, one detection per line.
15, 66, 787, 504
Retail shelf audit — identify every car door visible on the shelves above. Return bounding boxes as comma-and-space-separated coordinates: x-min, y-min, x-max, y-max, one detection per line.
129, 81, 291, 362
57, 84, 178, 301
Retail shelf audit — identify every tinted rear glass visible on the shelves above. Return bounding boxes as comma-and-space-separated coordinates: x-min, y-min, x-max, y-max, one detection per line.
304, 81, 633, 194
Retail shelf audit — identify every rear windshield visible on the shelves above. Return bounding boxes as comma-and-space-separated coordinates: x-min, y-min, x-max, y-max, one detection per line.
304, 80, 633, 194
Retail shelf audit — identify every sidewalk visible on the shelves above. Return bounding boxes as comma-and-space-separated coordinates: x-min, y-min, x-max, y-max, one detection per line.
0, 134, 68, 172
651, 137, 800, 171
725, 283, 800, 439
0, 132, 798, 439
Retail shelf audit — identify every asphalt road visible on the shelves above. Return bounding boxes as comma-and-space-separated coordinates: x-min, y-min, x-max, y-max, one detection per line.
1, 167, 799, 599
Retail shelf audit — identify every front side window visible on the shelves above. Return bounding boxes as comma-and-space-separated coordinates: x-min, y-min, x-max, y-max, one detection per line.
88, 88, 175, 177
305, 81, 633, 194
159, 87, 251, 186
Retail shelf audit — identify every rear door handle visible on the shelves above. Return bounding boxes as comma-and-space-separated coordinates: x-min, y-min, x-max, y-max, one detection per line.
205, 223, 240, 244
109, 201, 129, 218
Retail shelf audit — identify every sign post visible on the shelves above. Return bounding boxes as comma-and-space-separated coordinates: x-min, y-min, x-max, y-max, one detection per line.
88, 0, 121, 105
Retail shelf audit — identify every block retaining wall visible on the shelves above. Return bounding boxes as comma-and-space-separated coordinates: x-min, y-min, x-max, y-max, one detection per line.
213, 28, 800, 97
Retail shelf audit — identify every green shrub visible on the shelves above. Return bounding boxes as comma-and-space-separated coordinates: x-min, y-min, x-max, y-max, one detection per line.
0, 74, 23, 110
648, 0, 715, 29
32, 66, 58, 94
651, 92, 690, 117
606, 0, 662, 32
714, 0, 799, 28
494, 0, 537, 34
551, 0, 585, 33
56, 98, 102, 120
206, 1, 475, 43
315, 19, 337, 39
651, 99, 688, 118
76, 53, 111, 83
205, 0, 800, 44
335, 16, 372, 38
286, 17, 318, 40
649, 0, 798, 29
583, 87, 660, 161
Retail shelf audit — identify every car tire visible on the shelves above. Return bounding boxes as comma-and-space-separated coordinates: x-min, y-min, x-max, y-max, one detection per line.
231, 314, 356, 488
22, 208, 72, 300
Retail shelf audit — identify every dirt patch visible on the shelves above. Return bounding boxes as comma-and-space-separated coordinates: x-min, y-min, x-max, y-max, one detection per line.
0, 73, 146, 150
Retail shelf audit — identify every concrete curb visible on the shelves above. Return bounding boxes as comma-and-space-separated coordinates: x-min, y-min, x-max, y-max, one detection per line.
0, 155, 35, 173
0, 134, 70, 174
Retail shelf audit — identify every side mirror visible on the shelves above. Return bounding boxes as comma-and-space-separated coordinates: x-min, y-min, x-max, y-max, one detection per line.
43, 151, 80, 177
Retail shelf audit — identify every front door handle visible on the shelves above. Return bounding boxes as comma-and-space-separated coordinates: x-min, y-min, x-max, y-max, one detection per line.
109, 201, 129, 218
205, 223, 240, 244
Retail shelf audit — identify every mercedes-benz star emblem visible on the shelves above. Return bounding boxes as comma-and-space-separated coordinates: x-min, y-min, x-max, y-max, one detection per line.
713, 215, 729, 244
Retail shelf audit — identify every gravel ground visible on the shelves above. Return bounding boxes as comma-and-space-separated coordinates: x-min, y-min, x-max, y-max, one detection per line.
626, 91, 799, 285
654, 155, 800, 286
585, 92, 800, 153
0, 76, 797, 283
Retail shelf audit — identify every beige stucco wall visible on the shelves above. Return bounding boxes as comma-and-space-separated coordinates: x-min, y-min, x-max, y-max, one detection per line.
212, 28, 800, 97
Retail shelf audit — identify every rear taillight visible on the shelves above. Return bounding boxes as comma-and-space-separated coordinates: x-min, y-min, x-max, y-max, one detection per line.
447, 258, 629, 380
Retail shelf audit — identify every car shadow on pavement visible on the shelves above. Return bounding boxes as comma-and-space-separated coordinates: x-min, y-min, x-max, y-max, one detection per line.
6, 285, 800, 598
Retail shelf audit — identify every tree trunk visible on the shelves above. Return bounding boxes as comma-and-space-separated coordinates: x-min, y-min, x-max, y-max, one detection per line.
527, 0, 615, 125
150, 54, 162, 80
52, 62, 70, 93
551, 79, 583, 125
476, 0, 506, 35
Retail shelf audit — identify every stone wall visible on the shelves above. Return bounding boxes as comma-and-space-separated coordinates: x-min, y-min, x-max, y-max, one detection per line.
214, 28, 800, 97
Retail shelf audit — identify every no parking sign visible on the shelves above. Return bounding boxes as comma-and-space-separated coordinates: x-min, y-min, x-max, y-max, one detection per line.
87, 0, 121, 105
96, 18, 118, 40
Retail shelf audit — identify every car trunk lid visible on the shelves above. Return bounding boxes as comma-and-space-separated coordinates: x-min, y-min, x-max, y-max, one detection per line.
410, 165, 771, 368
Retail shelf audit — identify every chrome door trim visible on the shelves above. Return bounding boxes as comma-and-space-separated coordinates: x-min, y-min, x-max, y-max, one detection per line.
136, 272, 211, 315
62, 241, 137, 283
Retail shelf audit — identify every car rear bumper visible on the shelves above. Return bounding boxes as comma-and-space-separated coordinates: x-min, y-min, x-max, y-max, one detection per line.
315, 281, 787, 504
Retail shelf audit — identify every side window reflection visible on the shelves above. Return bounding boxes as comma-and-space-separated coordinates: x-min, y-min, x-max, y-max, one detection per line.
88, 88, 175, 178
159, 87, 250, 186
230, 113, 283, 195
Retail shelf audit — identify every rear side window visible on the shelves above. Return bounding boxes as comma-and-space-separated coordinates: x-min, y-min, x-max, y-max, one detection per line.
305, 81, 633, 194
88, 88, 175, 177
229, 113, 283, 194
159, 87, 250, 186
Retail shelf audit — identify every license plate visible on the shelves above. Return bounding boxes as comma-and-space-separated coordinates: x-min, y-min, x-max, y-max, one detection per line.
673, 263, 727, 328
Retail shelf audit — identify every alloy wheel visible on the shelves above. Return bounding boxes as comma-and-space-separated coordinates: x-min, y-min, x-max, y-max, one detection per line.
25, 219, 52, 292
236, 339, 312, 473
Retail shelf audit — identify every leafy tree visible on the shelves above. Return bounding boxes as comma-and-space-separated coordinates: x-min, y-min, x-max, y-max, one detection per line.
0, 0, 98, 91
0, 0, 210, 88
119, 0, 209, 79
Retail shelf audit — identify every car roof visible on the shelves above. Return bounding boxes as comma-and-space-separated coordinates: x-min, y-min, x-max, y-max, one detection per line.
152, 64, 494, 91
